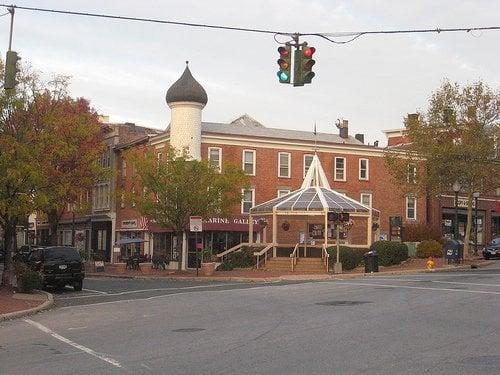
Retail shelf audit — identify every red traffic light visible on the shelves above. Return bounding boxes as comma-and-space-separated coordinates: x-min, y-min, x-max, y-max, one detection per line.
278, 46, 290, 58
303, 47, 316, 58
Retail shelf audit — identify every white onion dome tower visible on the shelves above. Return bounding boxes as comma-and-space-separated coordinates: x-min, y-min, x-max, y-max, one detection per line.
166, 61, 208, 160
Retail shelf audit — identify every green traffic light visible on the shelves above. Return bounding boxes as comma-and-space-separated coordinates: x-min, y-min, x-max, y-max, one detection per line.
277, 71, 289, 82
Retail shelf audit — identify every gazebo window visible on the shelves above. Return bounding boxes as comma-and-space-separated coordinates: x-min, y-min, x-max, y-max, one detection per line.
243, 150, 256, 175
241, 189, 255, 213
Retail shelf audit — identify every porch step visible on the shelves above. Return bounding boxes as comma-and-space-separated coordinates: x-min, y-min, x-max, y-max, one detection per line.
263, 257, 327, 273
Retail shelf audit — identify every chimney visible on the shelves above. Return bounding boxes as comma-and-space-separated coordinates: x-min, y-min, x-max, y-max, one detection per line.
354, 133, 364, 144
336, 119, 349, 139
374, 140, 379, 147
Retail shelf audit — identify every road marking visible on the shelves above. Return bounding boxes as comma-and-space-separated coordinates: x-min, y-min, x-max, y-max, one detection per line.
24, 319, 122, 368
82, 288, 108, 295
335, 281, 500, 295
57, 283, 244, 299
359, 278, 500, 287
67, 326, 88, 331
141, 363, 153, 371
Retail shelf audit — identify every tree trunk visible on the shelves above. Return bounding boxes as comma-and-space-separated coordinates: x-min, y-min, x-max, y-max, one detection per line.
1, 219, 17, 287
463, 192, 473, 258
176, 230, 184, 272
48, 209, 60, 246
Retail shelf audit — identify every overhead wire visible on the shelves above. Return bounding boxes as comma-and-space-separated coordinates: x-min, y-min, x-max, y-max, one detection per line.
0, 3, 499, 45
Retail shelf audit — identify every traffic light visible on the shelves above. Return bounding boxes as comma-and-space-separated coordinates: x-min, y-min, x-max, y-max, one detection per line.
277, 45, 291, 84
4, 51, 21, 90
294, 44, 316, 86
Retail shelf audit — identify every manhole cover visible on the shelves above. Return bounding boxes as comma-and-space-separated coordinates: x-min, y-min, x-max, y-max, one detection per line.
315, 301, 371, 306
172, 328, 205, 333
462, 355, 500, 367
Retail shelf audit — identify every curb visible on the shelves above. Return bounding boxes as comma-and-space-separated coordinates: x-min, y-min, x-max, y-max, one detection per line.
87, 261, 494, 283
0, 290, 54, 322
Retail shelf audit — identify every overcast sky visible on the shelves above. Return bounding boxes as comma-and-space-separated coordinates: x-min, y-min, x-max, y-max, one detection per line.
2, 0, 499, 145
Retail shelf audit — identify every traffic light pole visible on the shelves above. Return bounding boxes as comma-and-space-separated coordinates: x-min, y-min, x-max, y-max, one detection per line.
8, 6, 15, 51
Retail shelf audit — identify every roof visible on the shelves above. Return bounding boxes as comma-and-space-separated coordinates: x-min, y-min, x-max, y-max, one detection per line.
201, 115, 363, 145
250, 155, 375, 214
166, 63, 208, 106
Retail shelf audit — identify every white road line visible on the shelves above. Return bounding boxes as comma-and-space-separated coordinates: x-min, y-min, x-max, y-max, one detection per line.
82, 288, 108, 295
24, 319, 122, 368
141, 363, 153, 371
58, 283, 243, 299
336, 281, 500, 295
359, 278, 500, 287
67, 326, 88, 331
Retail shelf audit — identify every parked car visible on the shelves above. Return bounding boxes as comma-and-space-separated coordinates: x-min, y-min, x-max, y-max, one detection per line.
483, 237, 500, 260
27, 246, 85, 291
13, 245, 45, 263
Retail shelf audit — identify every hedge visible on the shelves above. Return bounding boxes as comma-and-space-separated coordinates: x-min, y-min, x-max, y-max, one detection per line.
219, 246, 256, 270
416, 240, 443, 258
369, 241, 409, 266
327, 246, 365, 271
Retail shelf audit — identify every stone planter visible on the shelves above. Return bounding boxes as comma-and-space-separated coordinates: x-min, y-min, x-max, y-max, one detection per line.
140, 263, 153, 275
201, 262, 216, 276
109, 263, 126, 274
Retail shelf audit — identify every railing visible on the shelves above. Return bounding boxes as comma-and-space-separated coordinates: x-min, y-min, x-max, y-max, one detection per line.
322, 244, 329, 272
215, 242, 249, 263
254, 244, 275, 269
290, 243, 299, 271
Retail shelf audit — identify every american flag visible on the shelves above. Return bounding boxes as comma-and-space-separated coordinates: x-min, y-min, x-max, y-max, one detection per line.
140, 216, 150, 230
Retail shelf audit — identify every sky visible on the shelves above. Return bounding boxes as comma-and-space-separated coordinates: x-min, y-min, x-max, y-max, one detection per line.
1, 0, 499, 145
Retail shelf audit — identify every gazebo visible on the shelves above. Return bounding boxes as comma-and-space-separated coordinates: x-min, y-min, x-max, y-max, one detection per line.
248, 155, 379, 269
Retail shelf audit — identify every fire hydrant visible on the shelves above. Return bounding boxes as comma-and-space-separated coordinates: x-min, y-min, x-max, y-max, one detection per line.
426, 256, 435, 271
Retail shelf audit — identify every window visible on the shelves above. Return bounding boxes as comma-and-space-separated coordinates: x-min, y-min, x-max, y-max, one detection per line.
278, 152, 291, 178
93, 183, 110, 210
359, 159, 369, 180
407, 163, 417, 184
335, 157, 346, 181
242, 150, 256, 175
303, 154, 314, 177
360, 193, 372, 207
241, 189, 255, 214
131, 187, 136, 207
278, 189, 290, 198
157, 152, 162, 164
208, 147, 222, 172
97, 230, 107, 251
120, 193, 125, 208
406, 195, 416, 220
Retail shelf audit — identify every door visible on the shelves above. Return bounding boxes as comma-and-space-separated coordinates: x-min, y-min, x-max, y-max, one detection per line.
187, 232, 202, 269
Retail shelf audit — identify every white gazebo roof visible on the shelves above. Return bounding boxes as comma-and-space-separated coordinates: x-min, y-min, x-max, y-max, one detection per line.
250, 155, 376, 215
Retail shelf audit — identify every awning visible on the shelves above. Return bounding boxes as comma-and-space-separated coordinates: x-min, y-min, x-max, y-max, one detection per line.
115, 238, 148, 246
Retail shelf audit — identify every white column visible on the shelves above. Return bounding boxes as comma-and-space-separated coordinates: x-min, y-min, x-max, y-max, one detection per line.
249, 214, 254, 244
272, 212, 277, 257
324, 211, 328, 247
182, 231, 188, 270
367, 212, 373, 247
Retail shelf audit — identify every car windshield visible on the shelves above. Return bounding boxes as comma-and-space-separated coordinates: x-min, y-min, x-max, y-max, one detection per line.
44, 248, 80, 261
492, 237, 500, 245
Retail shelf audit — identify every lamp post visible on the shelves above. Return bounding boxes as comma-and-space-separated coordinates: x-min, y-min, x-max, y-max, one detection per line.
452, 181, 461, 241
473, 192, 480, 256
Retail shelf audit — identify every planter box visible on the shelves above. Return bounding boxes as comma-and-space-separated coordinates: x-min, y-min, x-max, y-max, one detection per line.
201, 262, 216, 276
107, 263, 126, 274
140, 263, 153, 275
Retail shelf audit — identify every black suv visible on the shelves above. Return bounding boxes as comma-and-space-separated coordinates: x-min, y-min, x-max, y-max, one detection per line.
28, 246, 85, 291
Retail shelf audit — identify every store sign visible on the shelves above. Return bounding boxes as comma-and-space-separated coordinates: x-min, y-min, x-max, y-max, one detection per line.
190, 216, 203, 232
205, 217, 262, 225
121, 219, 138, 229
457, 198, 476, 209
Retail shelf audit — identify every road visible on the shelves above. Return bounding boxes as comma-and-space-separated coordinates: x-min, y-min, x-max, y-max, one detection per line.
1, 265, 500, 374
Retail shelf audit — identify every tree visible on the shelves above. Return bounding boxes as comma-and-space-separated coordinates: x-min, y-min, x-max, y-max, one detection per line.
127, 146, 249, 271
32, 84, 107, 245
385, 80, 500, 255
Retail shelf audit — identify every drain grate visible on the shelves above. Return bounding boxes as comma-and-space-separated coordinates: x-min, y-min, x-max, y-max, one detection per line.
172, 328, 205, 333
315, 301, 371, 306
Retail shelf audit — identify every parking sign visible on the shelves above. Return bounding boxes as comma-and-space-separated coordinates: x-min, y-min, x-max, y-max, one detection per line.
190, 216, 203, 232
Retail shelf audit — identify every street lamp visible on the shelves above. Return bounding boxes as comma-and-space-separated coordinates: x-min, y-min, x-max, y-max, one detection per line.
473, 191, 480, 256
452, 181, 461, 241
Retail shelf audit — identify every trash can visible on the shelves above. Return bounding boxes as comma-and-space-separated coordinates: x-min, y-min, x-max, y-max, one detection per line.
444, 239, 464, 264
364, 251, 379, 273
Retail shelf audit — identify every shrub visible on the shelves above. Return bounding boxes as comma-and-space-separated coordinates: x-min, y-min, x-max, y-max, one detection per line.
220, 246, 256, 269
416, 240, 443, 258
327, 246, 363, 271
14, 262, 43, 293
402, 223, 441, 242
370, 241, 409, 266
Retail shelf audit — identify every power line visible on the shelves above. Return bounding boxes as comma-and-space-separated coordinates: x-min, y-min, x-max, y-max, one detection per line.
1, 3, 499, 45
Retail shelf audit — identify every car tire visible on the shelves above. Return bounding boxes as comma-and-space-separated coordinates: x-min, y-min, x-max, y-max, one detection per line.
484, 254, 490, 260
73, 280, 83, 292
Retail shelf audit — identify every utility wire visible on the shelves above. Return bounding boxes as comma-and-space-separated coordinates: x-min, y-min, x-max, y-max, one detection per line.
1, 3, 499, 45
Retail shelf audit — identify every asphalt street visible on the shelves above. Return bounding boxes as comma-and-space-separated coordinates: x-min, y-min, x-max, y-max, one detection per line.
1, 265, 500, 375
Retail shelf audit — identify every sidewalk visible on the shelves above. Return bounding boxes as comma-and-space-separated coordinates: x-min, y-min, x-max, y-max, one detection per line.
0, 287, 53, 321
87, 257, 493, 282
